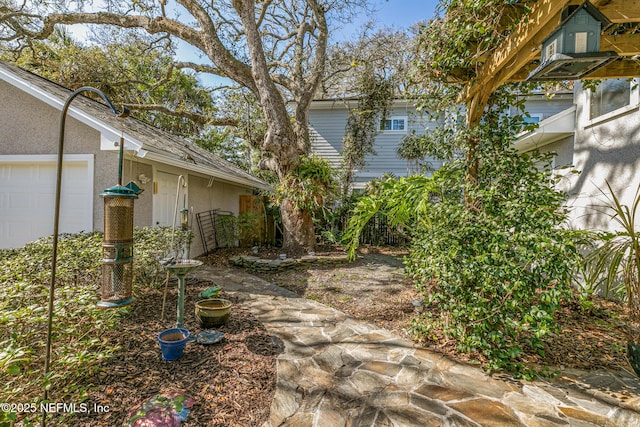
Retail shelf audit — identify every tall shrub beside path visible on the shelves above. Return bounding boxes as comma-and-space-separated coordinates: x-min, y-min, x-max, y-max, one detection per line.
344, 147, 579, 376
407, 149, 577, 376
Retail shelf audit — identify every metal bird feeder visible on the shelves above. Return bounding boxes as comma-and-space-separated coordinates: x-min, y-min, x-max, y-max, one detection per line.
44, 86, 129, 426
180, 208, 189, 230
98, 183, 137, 308
97, 132, 138, 308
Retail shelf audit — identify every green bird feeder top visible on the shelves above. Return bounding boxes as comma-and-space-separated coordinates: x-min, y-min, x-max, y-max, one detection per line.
100, 184, 139, 199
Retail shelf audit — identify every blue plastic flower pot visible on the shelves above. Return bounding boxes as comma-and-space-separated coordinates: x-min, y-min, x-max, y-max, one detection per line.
158, 328, 190, 361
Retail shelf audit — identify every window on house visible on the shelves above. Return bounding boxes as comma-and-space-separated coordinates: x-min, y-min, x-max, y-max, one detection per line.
523, 113, 544, 124
381, 116, 407, 132
590, 78, 633, 119
545, 39, 557, 58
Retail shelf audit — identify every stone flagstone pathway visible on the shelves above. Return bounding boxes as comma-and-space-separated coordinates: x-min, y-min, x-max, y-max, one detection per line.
194, 265, 640, 426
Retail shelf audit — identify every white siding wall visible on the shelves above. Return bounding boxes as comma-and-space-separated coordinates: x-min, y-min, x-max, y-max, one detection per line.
309, 102, 443, 188
308, 108, 347, 169
310, 96, 577, 192
511, 93, 575, 121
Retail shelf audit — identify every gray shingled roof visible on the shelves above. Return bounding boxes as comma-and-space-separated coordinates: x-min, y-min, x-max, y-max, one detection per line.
0, 60, 270, 190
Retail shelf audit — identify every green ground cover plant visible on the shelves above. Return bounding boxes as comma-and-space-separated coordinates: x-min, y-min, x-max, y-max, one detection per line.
0, 227, 184, 425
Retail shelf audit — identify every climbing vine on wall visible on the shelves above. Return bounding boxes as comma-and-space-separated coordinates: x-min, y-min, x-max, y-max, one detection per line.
340, 65, 395, 197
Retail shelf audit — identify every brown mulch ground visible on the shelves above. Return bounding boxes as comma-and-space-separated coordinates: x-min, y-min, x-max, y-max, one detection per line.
64, 245, 637, 426
70, 278, 279, 427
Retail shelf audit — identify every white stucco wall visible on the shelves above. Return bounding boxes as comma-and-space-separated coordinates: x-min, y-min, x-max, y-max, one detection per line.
566, 80, 640, 231
0, 77, 259, 254
188, 174, 254, 256
0, 79, 120, 231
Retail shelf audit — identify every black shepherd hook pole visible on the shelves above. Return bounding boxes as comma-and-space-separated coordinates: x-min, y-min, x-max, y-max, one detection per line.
42, 87, 128, 425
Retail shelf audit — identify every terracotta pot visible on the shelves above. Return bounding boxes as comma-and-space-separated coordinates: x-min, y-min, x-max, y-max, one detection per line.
195, 298, 233, 328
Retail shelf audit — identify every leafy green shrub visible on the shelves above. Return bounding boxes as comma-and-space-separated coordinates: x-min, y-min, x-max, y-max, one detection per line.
344, 174, 438, 258
344, 149, 578, 377
317, 192, 363, 246
0, 232, 117, 408
238, 211, 260, 247
274, 155, 338, 212
407, 151, 577, 377
0, 227, 183, 421
365, 89, 605, 377
133, 226, 194, 286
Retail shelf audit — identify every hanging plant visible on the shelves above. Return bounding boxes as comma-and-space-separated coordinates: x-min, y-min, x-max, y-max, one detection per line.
273, 155, 338, 213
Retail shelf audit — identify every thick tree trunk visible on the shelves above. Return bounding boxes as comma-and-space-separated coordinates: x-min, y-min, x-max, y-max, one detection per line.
280, 199, 316, 252
233, 0, 317, 252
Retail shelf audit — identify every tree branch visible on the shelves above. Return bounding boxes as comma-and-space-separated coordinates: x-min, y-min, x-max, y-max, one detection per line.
123, 103, 239, 126
257, 0, 273, 28
2, 6, 260, 96
177, 0, 258, 94
173, 61, 225, 77
294, 0, 328, 152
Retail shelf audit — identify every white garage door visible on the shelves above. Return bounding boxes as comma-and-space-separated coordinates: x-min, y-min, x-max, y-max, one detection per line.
0, 155, 94, 249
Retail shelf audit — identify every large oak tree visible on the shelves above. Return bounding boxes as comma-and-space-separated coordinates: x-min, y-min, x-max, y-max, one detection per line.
0, 0, 367, 251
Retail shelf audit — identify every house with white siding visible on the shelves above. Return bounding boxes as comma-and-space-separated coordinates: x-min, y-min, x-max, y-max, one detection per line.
311, 85, 640, 233
309, 94, 574, 191
308, 99, 444, 190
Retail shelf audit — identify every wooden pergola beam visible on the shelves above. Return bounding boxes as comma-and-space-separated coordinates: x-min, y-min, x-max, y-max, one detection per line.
459, 0, 640, 104
601, 33, 640, 56
503, 32, 640, 82
455, 0, 640, 193
506, 57, 640, 82
598, 0, 640, 23
582, 58, 640, 79
459, 0, 575, 104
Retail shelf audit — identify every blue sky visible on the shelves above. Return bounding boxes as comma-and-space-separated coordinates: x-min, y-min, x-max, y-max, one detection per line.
353, 0, 439, 34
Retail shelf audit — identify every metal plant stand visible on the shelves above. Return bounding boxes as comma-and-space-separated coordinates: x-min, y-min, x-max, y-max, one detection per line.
163, 260, 203, 328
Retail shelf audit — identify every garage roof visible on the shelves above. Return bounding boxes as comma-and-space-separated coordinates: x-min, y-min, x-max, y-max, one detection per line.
0, 61, 270, 191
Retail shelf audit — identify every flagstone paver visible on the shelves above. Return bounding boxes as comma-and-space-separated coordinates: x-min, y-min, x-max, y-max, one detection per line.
194, 265, 640, 426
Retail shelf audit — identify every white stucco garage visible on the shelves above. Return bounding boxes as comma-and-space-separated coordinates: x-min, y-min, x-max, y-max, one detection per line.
0, 155, 94, 248
0, 60, 269, 254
